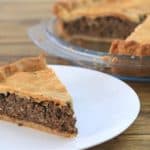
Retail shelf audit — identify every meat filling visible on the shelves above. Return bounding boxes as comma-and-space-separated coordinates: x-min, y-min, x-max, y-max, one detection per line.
63, 16, 139, 39
0, 93, 77, 134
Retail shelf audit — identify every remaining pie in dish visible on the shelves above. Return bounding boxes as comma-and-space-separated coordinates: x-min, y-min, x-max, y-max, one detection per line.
53, 0, 150, 77
53, 0, 150, 42
103, 16, 150, 76
0, 55, 77, 137
110, 16, 150, 56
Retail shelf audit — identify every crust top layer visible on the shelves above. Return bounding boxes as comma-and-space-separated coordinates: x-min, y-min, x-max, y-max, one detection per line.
127, 15, 150, 44
0, 56, 72, 104
53, 0, 150, 22
110, 40, 150, 56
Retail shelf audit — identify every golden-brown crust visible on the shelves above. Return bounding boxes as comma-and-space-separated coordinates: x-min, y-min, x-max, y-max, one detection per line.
0, 55, 47, 81
0, 55, 72, 105
0, 115, 76, 137
110, 40, 150, 57
53, 0, 93, 14
126, 15, 150, 44
53, 0, 149, 22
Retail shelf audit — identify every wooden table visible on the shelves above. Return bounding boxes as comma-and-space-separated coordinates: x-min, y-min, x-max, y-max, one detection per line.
0, 1, 150, 150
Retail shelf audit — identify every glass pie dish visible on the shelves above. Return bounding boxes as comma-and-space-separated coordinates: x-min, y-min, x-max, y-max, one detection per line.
28, 19, 150, 82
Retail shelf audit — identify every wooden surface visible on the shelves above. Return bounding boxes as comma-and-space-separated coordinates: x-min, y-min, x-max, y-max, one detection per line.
0, 1, 150, 150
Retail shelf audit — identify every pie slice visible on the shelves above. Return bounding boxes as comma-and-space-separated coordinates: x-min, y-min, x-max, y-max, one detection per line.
110, 15, 150, 56
0, 55, 77, 137
53, 0, 150, 42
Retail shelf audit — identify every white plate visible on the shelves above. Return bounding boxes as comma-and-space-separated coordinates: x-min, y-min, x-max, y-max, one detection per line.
0, 65, 140, 150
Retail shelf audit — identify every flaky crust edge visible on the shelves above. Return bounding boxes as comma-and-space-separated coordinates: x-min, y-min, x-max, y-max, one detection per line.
0, 55, 47, 81
110, 40, 150, 56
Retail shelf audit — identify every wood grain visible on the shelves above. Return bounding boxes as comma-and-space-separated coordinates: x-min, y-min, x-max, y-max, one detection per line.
0, 0, 149, 150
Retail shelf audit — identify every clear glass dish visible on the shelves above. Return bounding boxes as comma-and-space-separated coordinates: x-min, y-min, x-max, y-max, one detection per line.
28, 19, 150, 82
